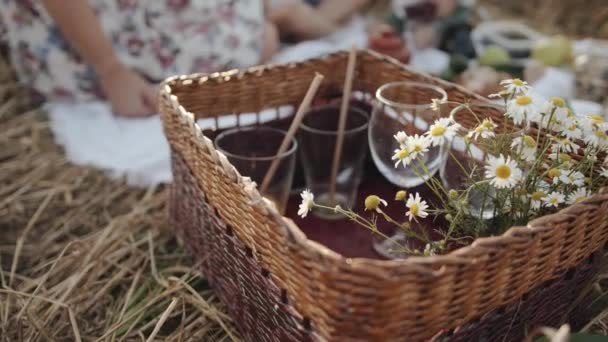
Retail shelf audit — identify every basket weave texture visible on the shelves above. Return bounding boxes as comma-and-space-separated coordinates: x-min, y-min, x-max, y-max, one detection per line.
160, 50, 608, 341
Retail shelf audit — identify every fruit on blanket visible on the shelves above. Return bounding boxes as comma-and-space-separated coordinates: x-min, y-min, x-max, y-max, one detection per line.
531, 35, 573, 66
479, 46, 511, 66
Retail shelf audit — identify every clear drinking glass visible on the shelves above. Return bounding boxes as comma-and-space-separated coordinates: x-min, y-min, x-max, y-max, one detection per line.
369, 81, 448, 188
214, 126, 297, 214
439, 103, 514, 220
299, 104, 370, 220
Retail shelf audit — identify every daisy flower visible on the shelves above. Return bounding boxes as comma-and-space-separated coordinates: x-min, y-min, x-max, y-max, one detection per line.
537, 179, 551, 191
298, 190, 314, 218
562, 118, 583, 140
583, 128, 608, 150
484, 154, 523, 189
567, 187, 588, 205
559, 170, 585, 186
467, 119, 497, 140
528, 190, 547, 210
543, 191, 565, 208
512, 135, 537, 162
430, 97, 447, 112
393, 131, 408, 145
541, 96, 567, 114
506, 93, 543, 125
364, 195, 387, 213
425, 118, 460, 147
547, 167, 563, 184
588, 114, 608, 129
405, 134, 431, 161
550, 137, 580, 154
549, 152, 574, 168
580, 114, 608, 136
500, 78, 531, 94
600, 167, 608, 178
405, 192, 429, 222
392, 147, 413, 168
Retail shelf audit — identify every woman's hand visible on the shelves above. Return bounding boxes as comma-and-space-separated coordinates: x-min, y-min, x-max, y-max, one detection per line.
98, 62, 158, 117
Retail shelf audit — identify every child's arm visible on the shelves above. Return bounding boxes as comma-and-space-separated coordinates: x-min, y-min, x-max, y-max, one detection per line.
317, 0, 370, 23
269, 0, 337, 40
41, 0, 157, 117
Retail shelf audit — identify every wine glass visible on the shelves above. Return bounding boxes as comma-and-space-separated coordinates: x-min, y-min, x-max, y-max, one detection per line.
368, 81, 448, 259
368, 81, 448, 188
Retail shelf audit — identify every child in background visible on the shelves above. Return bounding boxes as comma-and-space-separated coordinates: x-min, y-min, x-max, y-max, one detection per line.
0, 0, 279, 117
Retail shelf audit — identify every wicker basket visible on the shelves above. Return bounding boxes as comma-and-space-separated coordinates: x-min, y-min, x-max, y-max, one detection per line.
160, 50, 608, 341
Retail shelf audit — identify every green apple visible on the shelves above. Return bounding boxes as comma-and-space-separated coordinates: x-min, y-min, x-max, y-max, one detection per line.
532, 35, 573, 66
479, 46, 511, 66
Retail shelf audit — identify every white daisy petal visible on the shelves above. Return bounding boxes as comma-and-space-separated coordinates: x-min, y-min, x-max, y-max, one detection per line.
298, 190, 314, 218
500, 78, 531, 94
484, 154, 523, 189
567, 187, 588, 205
543, 191, 565, 208
405, 192, 429, 222
425, 117, 460, 147
467, 119, 497, 141
506, 93, 544, 125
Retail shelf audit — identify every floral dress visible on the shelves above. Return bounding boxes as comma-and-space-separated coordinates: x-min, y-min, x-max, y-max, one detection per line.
0, 0, 264, 102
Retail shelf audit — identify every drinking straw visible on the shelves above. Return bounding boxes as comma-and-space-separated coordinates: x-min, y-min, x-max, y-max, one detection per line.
260, 73, 325, 193
329, 47, 357, 205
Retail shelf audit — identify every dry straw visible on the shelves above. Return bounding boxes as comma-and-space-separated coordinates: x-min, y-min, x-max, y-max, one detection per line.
0, 58, 239, 340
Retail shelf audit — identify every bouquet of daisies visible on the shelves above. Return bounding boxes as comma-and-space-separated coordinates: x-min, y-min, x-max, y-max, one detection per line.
299, 79, 608, 256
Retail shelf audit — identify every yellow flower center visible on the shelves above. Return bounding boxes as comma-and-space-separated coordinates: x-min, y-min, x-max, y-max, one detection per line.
548, 168, 561, 178
568, 124, 578, 131
431, 126, 446, 136
512, 79, 525, 86
575, 196, 585, 203
398, 149, 410, 159
590, 114, 605, 125
550, 96, 566, 108
523, 135, 536, 148
516, 95, 532, 106
364, 195, 381, 211
395, 190, 406, 201
414, 144, 423, 152
531, 191, 546, 201
410, 203, 419, 215
495, 165, 512, 179
594, 130, 608, 139
482, 120, 494, 129
559, 154, 572, 162
474, 126, 484, 133
550, 197, 558, 204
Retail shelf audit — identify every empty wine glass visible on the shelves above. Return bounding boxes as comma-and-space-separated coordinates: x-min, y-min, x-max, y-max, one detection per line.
298, 104, 370, 220
368, 81, 448, 188
214, 126, 297, 214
